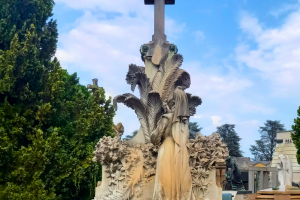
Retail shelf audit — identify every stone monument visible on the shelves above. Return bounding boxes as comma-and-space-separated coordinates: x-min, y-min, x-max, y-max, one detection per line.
92, 0, 229, 199
277, 154, 293, 186
271, 130, 300, 184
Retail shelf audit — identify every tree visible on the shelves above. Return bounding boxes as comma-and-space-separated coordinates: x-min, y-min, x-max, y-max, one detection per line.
250, 120, 285, 161
124, 129, 138, 140
216, 124, 243, 157
0, 0, 115, 199
189, 122, 202, 139
291, 106, 300, 164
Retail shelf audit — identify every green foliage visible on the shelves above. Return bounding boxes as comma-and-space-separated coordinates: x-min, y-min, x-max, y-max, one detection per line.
123, 129, 138, 140
189, 122, 202, 139
0, 0, 115, 199
291, 106, 300, 164
250, 120, 285, 161
216, 124, 243, 157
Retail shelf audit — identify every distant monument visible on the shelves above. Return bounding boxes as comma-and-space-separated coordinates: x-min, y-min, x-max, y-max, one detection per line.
92, 0, 229, 200
271, 130, 300, 184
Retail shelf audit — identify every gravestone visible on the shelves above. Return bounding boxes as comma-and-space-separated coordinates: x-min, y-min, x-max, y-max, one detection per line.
91, 0, 229, 200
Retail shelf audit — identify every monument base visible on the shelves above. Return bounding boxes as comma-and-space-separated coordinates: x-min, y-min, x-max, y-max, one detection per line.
248, 185, 300, 200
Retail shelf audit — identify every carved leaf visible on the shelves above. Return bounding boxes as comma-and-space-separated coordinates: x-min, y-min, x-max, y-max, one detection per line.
174, 69, 191, 90
151, 52, 168, 92
113, 93, 132, 111
147, 92, 163, 134
135, 72, 150, 106
113, 94, 149, 142
123, 95, 149, 141
159, 54, 184, 102
123, 150, 144, 199
186, 93, 202, 116
125, 64, 145, 92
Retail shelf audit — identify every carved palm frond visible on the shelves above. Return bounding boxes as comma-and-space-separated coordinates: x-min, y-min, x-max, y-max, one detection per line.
126, 64, 145, 92
186, 93, 202, 116
159, 54, 184, 102
147, 92, 163, 134
113, 93, 132, 111
135, 72, 150, 106
174, 69, 191, 90
151, 69, 163, 92
125, 64, 150, 107
124, 151, 144, 197
113, 94, 149, 142
151, 53, 169, 92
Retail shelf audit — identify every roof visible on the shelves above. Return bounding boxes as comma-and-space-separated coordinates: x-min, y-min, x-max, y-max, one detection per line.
277, 130, 294, 133
250, 161, 271, 166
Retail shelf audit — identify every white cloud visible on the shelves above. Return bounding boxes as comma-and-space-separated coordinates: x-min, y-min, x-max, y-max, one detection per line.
55, 0, 185, 135
56, 0, 152, 16
236, 10, 300, 96
192, 30, 205, 43
211, 116, 222, 127
270, 3, 300, 17
194, 115, 202, 119
185, 62, 253, 101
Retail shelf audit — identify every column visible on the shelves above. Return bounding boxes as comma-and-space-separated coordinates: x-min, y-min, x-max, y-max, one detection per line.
263, 171, 269, 189
272, 170, 277, 187
269, 172, 273, 188
153, 0, 166, 41
259, 171, 264, 191
248, 170, 254, 193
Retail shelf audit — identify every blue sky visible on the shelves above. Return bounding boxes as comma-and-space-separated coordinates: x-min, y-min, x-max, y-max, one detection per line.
53, 0, 300, 157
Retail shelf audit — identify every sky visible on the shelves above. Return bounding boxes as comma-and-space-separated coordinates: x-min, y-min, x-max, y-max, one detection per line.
53, 0, 300, 158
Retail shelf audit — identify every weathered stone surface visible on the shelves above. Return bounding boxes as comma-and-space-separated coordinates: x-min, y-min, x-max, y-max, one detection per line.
93, 129, 228, 200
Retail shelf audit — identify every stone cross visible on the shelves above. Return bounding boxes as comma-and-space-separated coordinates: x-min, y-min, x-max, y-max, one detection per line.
144, 0, 175, 42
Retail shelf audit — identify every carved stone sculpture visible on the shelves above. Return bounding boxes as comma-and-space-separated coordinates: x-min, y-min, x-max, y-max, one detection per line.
277, 154, 293, 186
93, 125, 228, 200
223, 156, 245, 191
92, 1, 229, 199
150, 86, 194, 199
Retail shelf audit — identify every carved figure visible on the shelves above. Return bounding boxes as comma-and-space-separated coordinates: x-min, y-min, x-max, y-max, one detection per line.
223, 156, 245, 191
277, 154, 293, 186
150, 86, 194, 200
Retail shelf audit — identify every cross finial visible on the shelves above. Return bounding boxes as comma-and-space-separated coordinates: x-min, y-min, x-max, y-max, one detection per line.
144, 0, 175, 42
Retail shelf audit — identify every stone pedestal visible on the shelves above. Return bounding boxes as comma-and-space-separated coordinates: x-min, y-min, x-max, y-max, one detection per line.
216, 163, 226, 188
249, 185, 300, 199
203, 168, 222, 200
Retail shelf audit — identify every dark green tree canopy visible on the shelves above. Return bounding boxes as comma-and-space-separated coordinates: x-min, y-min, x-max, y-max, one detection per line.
189, 122, 202, 139
250, 120, 285, 161
0, 0, 115, 199
291, 106, 300, 164
216, 124, 243, 157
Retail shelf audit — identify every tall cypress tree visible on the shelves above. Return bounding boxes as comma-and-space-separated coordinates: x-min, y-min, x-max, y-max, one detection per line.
250, 120, 285, 161
0, 1, 115, 199
216, 124, 243, 157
